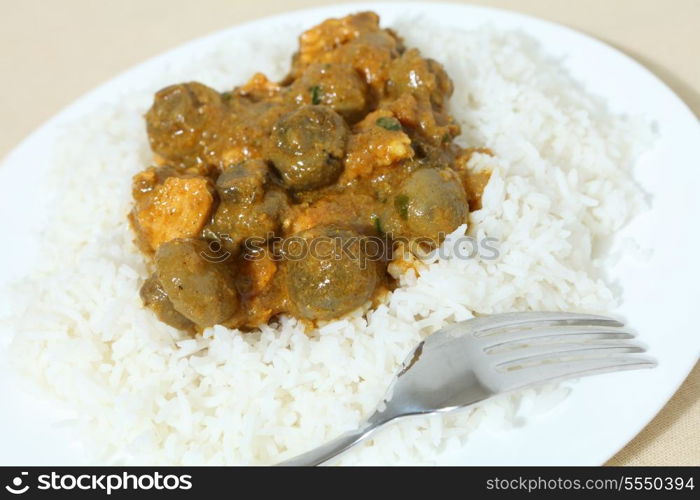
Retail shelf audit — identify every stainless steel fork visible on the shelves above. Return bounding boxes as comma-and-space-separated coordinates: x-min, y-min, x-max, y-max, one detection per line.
278, 312, 656, 466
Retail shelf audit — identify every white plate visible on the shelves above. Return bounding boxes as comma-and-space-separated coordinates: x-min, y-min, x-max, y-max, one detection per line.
1, 2, 698, 465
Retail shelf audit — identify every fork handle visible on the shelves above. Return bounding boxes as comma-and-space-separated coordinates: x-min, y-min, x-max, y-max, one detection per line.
277, 422, 380, 466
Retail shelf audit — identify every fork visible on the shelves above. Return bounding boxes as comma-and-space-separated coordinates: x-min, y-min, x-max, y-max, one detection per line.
278, 312, 656, 466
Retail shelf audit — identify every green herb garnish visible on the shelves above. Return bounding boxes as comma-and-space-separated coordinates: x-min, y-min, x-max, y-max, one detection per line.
221, 91, 232, 102
310, 85, 322, 105
372, 214, 385, 236
395, 194, 410, 220
442, 133, 451, 143
376, 116, 402, 131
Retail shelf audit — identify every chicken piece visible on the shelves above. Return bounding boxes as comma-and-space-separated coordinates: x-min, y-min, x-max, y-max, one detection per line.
295, 12, 381, 71
130, 173, 215, 252
342, 110, 413, 181
292, 12, 400, 95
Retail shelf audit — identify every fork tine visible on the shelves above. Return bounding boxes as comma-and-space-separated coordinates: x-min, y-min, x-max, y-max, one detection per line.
479, 325, 636, 350
492, 342, 646, 369
493, 354, 657, 393
472, 312, 624, 336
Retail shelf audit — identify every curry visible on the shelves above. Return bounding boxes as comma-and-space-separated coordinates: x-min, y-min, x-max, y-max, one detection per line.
129, 12, 490, 332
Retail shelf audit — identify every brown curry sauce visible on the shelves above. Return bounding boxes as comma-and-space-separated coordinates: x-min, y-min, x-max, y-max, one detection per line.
129, 12, 491, 332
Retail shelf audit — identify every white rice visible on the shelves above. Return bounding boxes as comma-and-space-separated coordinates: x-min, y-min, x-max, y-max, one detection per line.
1, 19, 654, 465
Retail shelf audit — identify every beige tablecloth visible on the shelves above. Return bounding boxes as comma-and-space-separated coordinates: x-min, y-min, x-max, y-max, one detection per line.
1, 0, 698, 465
